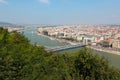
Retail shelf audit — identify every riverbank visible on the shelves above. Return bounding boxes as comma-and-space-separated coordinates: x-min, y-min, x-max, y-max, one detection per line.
87, 46, 120, 56
37, 32, 79, 45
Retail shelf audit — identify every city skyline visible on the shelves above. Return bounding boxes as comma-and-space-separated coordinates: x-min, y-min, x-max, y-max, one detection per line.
0, 0, 120, 24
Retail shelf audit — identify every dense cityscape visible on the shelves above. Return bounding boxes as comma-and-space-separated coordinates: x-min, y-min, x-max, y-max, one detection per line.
38, 25, 120, 54
1, 23, 120, 54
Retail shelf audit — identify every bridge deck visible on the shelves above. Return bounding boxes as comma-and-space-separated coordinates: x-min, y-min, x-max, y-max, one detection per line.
46, 44, 86, 52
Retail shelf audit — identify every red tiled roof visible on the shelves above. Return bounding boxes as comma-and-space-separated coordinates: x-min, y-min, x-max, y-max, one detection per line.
104, 39, 113, 43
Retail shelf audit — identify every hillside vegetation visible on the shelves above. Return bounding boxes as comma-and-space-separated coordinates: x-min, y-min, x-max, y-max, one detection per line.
0, 27, 120, 80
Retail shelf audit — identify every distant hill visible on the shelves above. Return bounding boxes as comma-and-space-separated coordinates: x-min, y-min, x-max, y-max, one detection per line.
0, 22, 24, 27
0, 22, 13, 25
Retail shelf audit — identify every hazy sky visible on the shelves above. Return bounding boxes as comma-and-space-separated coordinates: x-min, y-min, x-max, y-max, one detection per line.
0, 0, 120, 24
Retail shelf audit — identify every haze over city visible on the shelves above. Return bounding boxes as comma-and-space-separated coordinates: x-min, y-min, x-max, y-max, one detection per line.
0, 0, 120, 24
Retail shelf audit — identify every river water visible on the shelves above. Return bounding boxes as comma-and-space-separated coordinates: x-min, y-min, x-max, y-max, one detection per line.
19, 28, 69, 48
19, 28, 120, 69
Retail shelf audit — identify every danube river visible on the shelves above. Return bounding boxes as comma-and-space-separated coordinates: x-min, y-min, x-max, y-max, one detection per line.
19, 28, 69, 48
19, 28, 120, 69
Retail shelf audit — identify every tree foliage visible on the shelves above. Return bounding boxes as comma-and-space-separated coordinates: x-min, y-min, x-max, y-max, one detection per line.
0, 27, 120, 80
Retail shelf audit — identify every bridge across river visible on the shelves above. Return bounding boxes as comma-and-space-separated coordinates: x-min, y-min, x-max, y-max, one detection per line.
46, 44, 86, 52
